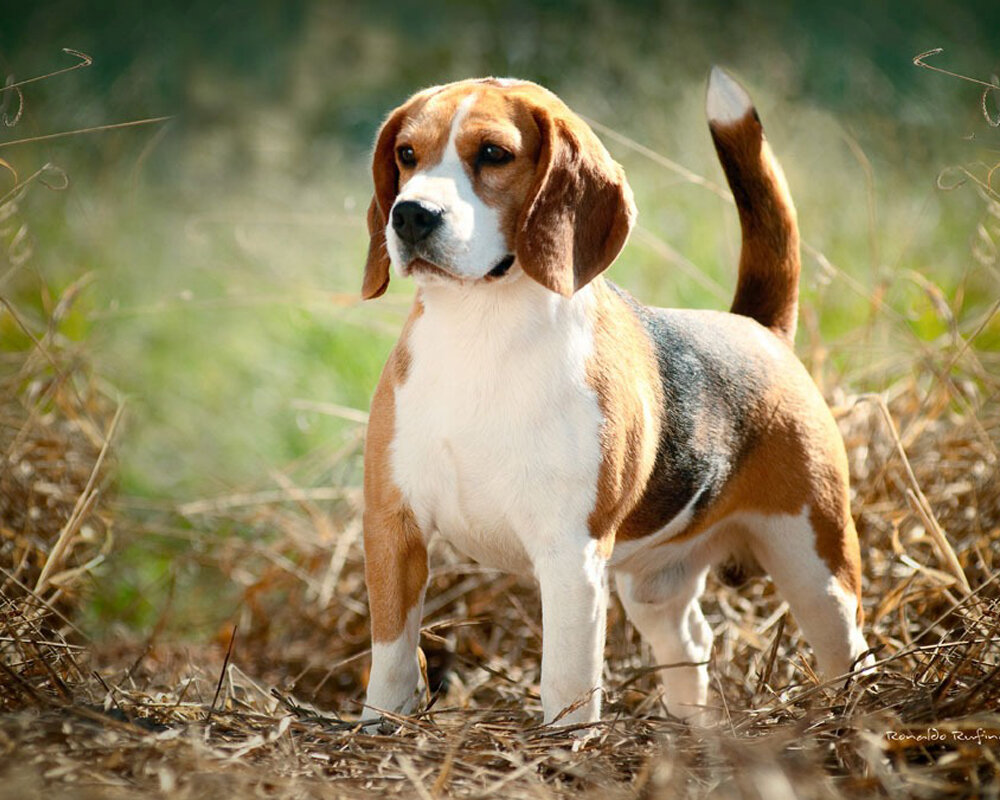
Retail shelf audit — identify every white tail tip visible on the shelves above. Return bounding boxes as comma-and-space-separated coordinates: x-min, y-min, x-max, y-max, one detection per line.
706, 66, 754, 125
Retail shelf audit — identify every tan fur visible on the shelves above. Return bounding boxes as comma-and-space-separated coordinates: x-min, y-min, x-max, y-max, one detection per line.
514, 105, 635, 297
585, 281, 662, 552
446, 89, 543, 246
363, 302, 427, 642
709, 109, 800, 344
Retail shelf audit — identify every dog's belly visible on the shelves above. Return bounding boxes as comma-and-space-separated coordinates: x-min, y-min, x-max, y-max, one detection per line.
389, 289, 604, 574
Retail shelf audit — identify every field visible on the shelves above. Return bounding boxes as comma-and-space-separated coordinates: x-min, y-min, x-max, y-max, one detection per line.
2, 2, 999, 797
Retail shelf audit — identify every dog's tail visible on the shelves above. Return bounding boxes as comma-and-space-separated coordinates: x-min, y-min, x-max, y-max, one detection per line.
706, 67, 800, 345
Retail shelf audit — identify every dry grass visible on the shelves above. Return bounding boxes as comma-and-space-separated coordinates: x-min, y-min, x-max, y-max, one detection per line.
0, 283, 118, 710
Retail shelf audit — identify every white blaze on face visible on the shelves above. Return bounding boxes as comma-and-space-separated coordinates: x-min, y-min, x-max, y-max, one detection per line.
388, 93, 509, 281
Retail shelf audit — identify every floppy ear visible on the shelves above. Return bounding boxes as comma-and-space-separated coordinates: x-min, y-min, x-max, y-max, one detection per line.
362, 105, 409, 300
515, 108, 636, 297
363, 196, 391, 300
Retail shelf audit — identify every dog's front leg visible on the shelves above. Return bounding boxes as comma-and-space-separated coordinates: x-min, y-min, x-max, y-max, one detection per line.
536, 539, 609, 726
361, 506, 428, 728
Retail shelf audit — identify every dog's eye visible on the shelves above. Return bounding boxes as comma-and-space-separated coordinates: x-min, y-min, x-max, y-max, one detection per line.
397, 145, 417, 168
477, 143, 513, 166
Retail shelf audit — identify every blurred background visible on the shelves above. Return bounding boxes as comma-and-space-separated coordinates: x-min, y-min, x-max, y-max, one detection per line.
2, 0, 998, 644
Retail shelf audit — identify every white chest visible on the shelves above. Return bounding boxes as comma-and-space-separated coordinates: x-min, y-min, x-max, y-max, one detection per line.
389, 280, 604, 574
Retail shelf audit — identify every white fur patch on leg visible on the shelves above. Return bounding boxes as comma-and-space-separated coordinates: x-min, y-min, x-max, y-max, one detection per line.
706, 66, 754, 125
615, 568, 714, 724
744, 507, 870, 679
536, 539, 609, 727
362, 604, 425, 727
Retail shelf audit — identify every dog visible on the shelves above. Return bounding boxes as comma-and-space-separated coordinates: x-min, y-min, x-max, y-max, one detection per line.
357, 68, 869, 728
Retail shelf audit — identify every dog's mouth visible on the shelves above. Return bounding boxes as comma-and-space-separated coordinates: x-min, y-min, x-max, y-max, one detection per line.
405, 257, 454, 280
485, 254, 515, 279
403, 254, 516, 282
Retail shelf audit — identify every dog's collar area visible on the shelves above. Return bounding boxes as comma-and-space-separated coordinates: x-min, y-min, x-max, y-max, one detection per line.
486, 254, 515, 278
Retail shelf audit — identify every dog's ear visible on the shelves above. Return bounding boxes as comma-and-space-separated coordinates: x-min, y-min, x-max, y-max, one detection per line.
515, 106, 636, 297
362, 105, 409, 300
362, 196, 391, 300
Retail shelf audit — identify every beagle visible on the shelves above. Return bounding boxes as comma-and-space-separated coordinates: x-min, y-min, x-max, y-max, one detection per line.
358, 68, 869, 728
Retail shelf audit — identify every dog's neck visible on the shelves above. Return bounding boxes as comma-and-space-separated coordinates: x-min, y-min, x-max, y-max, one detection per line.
411, 271, 598, 357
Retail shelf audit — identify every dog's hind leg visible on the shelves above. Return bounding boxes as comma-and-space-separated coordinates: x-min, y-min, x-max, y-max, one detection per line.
615, 566, 714, 722
746, 507, 870, 679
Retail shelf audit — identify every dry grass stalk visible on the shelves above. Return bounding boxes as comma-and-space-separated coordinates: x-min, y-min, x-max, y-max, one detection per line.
1, 288, 119, 714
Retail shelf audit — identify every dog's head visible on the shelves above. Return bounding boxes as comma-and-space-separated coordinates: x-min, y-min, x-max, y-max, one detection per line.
362, 78, 636, 299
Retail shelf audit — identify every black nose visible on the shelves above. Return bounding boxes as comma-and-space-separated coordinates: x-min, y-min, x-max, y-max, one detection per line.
391, 201, 443, 245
